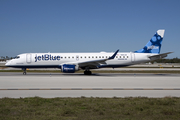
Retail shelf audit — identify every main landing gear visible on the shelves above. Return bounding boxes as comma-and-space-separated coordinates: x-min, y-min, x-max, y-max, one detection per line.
22, 68, 26, 75
84, 71, 92, 75
84, 68, 92, 75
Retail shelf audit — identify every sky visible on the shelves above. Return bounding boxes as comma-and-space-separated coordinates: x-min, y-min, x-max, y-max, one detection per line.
0, 0, 180, 58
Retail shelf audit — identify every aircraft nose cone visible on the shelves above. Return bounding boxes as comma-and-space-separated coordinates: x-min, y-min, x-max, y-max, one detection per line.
5, 61, 11, 66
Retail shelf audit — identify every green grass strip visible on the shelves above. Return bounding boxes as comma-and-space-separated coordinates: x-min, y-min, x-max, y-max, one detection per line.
0, 97, 180, 120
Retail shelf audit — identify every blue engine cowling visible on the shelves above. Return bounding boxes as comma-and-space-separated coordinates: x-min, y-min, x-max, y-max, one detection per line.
61, 64, 78, 73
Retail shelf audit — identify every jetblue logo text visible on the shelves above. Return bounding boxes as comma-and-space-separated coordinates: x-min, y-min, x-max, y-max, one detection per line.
147, 45, 159, 50
35, 54, 60, 62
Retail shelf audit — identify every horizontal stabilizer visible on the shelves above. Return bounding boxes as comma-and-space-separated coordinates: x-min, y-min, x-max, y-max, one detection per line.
148, 52, 173, 59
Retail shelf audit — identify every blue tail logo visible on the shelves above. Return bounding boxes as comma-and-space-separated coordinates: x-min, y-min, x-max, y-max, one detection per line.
135, 30, 165, 54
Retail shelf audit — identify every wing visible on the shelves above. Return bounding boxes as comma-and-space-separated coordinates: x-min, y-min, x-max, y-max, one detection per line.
61, 50, 119, 69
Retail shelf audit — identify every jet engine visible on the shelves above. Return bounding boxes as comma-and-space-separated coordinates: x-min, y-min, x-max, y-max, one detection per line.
61, 64, 79, 73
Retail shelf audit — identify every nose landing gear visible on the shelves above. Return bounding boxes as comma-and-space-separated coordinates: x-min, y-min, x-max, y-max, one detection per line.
22, 68, 26, 75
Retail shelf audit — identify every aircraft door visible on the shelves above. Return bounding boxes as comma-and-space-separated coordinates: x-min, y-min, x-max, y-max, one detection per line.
131, 53, 135, 63
26, 54, 32, 63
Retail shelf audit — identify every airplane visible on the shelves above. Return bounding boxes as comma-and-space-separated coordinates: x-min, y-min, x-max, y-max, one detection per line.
5, 29, 172, 75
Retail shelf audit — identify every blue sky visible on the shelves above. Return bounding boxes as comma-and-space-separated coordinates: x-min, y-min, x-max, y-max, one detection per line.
0, 0, 180, 58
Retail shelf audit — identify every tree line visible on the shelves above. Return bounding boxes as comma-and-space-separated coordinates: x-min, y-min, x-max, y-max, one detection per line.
153, 57, 180, 63
0, 56, 14, 61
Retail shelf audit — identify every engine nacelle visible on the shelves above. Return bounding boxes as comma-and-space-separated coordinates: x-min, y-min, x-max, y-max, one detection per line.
61, 64, 79, 73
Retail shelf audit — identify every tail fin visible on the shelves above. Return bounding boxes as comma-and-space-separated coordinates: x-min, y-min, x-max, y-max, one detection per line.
135, 29, 165, 54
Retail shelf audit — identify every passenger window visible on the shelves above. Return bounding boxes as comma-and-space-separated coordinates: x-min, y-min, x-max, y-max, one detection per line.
99, 56, 101, 58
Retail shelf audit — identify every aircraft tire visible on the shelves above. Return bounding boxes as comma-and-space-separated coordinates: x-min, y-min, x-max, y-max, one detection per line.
84, 71, 92, 75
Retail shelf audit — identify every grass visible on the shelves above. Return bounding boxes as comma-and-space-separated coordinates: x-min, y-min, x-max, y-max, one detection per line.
0, 97, 180, 120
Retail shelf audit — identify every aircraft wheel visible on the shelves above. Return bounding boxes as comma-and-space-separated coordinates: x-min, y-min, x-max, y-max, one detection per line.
88, 71, 92, 75
22, 68, 27, 75
84, 71, 92, 75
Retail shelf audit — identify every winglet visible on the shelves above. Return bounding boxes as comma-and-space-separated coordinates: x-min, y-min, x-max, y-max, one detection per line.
108, 50, 119, 59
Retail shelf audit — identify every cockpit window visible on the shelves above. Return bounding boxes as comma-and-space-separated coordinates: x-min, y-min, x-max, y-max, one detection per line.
15, 56, 20, 59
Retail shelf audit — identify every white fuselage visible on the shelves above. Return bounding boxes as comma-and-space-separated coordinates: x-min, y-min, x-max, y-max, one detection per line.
6, 52, 154, 69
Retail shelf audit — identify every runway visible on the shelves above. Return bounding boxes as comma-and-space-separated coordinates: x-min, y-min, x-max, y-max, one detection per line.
0, 72, 180, 98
